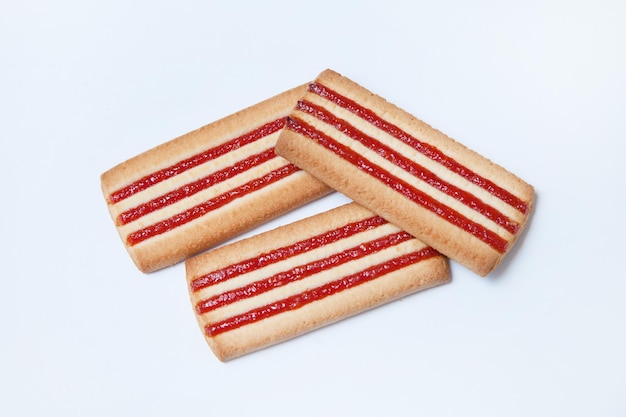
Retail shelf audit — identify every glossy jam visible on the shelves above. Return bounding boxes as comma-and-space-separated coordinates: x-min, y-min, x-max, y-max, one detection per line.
196, 231, 412, 314
206, 247, 439, 336
126, 163, 299, 246
190, 215, 387, 292
286, 117, 508, 254
108, 118, 286, 204
308, 82, 528, 214
117, 148, 277, 225
296, 100, 519, 235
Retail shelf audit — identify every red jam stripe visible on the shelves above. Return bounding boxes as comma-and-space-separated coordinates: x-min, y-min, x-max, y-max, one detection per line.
126, 163, 299, 246
206, 246, 439, 336
190, 216, 387, 292
297, 100, 519, 235
117, 148, 278, 225
308, 82, 529, 214
108, 118, 286, 204
286, 117, 508, 253
196, 231, 412, 314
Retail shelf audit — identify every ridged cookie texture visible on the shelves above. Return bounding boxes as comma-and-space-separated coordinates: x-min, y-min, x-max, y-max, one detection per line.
102, 85, 332, 273
276, 69, 534, 276
185, 203, 449, 361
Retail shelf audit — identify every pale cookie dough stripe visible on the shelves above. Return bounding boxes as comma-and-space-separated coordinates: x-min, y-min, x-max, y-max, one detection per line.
308, 82, 529, 215
107, 118, 286, 204
116, 157, 286, 237
295, 100, 519, 235
203, 239, 424, 325
109, 132, 278, 216
205, 246, 440, 337
285, 116, 508, 253
189, 215, 387, 292
295, 111, 513, 242
195, 230, 413, 314
303, 93, 525, 226
193, 223, 403, 302
126, 162, 300, 246
116, 148, 279, 225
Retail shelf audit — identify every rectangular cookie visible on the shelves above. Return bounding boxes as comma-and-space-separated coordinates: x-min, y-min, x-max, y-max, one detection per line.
185, 202, 450, 361
101, 85, 333, 273
276, 69, 534, 276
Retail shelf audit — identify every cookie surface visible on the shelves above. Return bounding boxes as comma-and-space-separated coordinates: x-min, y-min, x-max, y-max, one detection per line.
276, 69, 534, 276
102, 85, 332, 272
185, 203, 450, 361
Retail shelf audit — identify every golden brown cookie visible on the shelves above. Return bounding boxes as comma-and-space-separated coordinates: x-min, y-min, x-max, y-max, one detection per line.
186, 202, 449, 361
276, 69, 534, 276
102, 85, 332, 272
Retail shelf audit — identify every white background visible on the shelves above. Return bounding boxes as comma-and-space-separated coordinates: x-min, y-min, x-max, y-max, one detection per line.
1, 0, 625, 415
